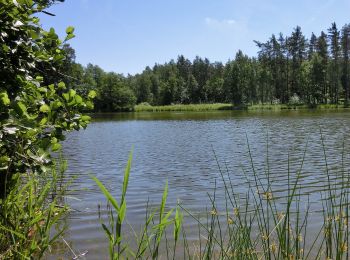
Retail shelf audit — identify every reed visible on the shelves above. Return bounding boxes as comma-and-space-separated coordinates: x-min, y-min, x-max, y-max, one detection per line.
0, 159, 69, 259
93, 137, 350, 259
93, 150, 182, 259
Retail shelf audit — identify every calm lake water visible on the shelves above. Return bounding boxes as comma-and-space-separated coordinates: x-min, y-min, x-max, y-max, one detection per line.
52, 110, 350, 259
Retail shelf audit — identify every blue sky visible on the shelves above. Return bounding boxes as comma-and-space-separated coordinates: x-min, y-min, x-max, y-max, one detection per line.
39, 0, 350, 75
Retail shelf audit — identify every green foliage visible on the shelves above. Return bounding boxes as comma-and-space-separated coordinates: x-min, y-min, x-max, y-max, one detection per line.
78, 68, 136, 112
0, 0, 95, 195
107, 22, 349, 109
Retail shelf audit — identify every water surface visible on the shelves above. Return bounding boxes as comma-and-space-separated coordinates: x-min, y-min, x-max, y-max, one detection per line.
54, 110, 350, 258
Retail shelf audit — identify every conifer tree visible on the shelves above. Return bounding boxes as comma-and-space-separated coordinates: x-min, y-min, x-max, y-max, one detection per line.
328, 22, 341, 103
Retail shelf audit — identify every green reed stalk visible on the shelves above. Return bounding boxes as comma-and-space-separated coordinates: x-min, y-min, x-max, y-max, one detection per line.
0, 159, 68, 259
94, 134, 350, 259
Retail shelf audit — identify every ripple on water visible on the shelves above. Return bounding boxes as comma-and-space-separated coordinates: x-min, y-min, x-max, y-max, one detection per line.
54, 110, 350, 258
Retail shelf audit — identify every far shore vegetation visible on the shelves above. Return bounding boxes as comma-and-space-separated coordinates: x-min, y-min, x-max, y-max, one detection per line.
134, 102, 350, 112
56, 21, 350, 114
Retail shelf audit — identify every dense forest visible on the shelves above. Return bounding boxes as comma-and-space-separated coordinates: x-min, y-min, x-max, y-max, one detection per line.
59, 23, 350, 111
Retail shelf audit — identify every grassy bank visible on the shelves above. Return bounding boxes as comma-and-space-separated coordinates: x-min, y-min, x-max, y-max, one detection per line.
134, 103, 233, 112
134, 103, 350, 112
248, 103, 349, 110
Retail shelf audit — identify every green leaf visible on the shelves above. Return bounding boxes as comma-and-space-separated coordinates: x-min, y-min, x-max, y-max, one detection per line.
49, 27, 56, 35
39, 117, 47, 126
121, 150, 133, 203
54, 54, 64, 62
0, 225, 25, 239
81, 115, 91, 121
26, 129, 37, 137
88, 90, 97, 99
2, 44, 10, 53
40, 104, 50, 113
86, 100, 94, 110
65, 26, 75, 34
0, 91, 10, 106
48, 84, 55, 92
63, 92, 70, 101
51, 143, 61, 151
36, 76, 43, 82
51, 100, 62, 110
101, 223, 113, 242
68, 89, 76, 98
65, 34, 75, 41
75, 95, 83, 104
119, 201, 127, 223
30, 29, 39, 40
0, 156, 10, 163
38, 87, 47, 93
58, 82, 66, 89
91, 175, 120, 211
159, 180, 168, 221
15, 101, 27, 115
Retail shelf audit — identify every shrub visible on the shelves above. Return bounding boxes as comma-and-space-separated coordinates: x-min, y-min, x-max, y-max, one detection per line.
289, 93, 302, 105
0, 0, 95, 195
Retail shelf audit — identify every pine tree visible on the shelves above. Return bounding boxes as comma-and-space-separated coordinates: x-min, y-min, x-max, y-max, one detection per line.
341, 24, 350, 104
328, 22, 341, 103
308, 32, 317, 60
288, 26, 307, 100
279, 34, 290, 103
317, 31, 329, 103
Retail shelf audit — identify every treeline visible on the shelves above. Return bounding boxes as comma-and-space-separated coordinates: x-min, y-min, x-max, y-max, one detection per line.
62, 22, 350, 111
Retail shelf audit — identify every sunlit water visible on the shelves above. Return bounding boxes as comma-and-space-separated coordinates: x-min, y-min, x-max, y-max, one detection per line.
49, 110, 350, 259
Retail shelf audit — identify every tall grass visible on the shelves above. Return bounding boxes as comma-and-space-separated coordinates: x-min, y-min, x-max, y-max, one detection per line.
0, 159, 69, 259
93, 137, 350, 259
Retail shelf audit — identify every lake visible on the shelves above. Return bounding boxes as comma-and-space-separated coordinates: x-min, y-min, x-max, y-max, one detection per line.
53, 110, 350, 259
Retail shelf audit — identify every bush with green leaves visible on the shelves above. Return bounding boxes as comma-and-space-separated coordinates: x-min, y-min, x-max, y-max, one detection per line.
0, 0, 95, 195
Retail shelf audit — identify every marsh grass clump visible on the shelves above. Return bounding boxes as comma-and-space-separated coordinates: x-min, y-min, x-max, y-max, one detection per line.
94, 137, 350, 259
0, 159, 69, 259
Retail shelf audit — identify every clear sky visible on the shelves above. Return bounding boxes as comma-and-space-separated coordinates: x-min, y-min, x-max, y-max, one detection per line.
39, 0, 350, 75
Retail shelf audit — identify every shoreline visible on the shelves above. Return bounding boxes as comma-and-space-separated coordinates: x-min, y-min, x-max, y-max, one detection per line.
125, 103, 350, 112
